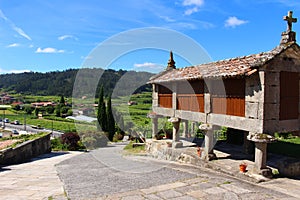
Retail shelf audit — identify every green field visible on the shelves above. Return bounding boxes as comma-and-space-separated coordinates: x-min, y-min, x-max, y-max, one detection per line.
1, 112, 96, 133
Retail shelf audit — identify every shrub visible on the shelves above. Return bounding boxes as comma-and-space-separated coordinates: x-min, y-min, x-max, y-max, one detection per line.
61, 132, 80, 150
113, 133, 124, 142
51, 138, 68, 151
79, 130, 108, 149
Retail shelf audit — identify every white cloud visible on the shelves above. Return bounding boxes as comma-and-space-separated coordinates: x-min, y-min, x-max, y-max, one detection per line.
159, 15, 176, 22
81, 55, 93, 60
182, 0, 204, 6
9, 69, 31, 74
184, 7, 199, 16
6, 43, 20, 48
225, 16, 248, 28
12, 25, 32, 40
35, 47, 65, 53
0, 9, 32, 40
58, 35, 78, 41
0, 9, 8, 21
133, 62, 164, 72
0, 68, 30, 74
182, 0, 204, 15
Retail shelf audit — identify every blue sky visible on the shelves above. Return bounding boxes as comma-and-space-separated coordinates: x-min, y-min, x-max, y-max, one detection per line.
0, 0, 299, 74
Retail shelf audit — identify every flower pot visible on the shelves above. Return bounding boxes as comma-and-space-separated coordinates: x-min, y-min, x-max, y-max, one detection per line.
197, 147, 201, 157
239, 164, 247, 172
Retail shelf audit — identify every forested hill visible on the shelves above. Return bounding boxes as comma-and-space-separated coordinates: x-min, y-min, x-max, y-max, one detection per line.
0, 68, 153, 97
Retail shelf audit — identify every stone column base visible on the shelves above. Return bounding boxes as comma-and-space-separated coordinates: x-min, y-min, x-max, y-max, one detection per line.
207, 152, 217, 161
260, 168, 273, 178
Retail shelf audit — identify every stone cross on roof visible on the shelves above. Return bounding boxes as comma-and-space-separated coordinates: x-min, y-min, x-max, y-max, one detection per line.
284, 11, 297, 32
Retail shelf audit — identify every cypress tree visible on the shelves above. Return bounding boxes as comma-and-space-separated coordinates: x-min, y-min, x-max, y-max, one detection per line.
107, 95, 115, 141
60, 95, 65, 105
97, 85, 107, 131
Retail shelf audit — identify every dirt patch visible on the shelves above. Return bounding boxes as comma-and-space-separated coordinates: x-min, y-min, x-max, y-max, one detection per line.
0, 140, 20, 150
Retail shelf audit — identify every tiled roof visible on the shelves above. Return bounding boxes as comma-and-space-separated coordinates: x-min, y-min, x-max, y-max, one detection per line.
149, 43, 298, 83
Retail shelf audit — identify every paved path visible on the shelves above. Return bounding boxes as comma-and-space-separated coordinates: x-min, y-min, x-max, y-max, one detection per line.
0, 143, 299, 200
0, 151, 81, 200
57, 143, 298, 200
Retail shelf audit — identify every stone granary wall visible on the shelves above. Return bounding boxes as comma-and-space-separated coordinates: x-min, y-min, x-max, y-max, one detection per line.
0, 133, 51, 166
150, 43, 300, 135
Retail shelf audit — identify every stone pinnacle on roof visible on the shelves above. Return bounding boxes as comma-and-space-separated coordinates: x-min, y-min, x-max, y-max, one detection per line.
166, 51, 176, 70
281, 11, 297, 45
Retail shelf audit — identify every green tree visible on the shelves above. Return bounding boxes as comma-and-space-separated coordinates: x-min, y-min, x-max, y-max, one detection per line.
12, 104, 20, 111
34, 107, 39, 117
106, 95, 115, 141
24, 105, 33, 115
97, 85, 107, 131
61, 106, 69, 114
55, 105, 61, 117
45, 106, 55, 114
60, 95, 65, 105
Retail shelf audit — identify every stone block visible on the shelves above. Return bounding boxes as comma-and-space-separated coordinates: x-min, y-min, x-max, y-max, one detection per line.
264, 85, 280, 103
263, 119, 279, 134
175, 110, 206, 122
153, 107, 174, 117
204, 93, 211, 113
259, 71, 265, 85
245, 102, 258, 119
265, 71, 279, 84
173, 141, 183, 148
208, 114, 263, 133
264, 103, 279, 120
152, 99, 158, 107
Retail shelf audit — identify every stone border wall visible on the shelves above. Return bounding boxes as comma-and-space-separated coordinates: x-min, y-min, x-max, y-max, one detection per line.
0, 133, 51, 165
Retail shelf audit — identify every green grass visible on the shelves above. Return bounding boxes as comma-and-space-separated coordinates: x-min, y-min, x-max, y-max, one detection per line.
123, 141, 146, 154
113, 92, 153, 133
12, 94, 63, 104
0, 132, 50, 149
2, 113, 96, 133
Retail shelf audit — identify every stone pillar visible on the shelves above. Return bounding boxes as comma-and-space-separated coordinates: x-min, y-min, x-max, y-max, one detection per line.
151, 117, 158, 139
182, 120, 189, 138
199, 124, 217, 161
255, 142, 267, 170
247, 133, 276, 178
168, 117, 182, 148
191, 122, 195, 137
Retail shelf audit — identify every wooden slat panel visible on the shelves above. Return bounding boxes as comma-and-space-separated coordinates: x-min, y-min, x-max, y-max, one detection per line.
177, 94, 204, 112
212, 97, 245, 116
212, 97, 226, 114
280, 72, 299, 120
158, 94, 172, 108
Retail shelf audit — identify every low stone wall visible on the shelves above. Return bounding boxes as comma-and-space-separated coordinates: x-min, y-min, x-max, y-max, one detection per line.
0, 133, 51, 166
147, 140, 300, 178
273, 158, 300, 177
146, 140, 204, 166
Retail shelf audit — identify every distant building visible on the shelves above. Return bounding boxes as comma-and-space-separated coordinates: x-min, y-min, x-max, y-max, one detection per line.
0, 93, 16, 105
31, 102, 56, 107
